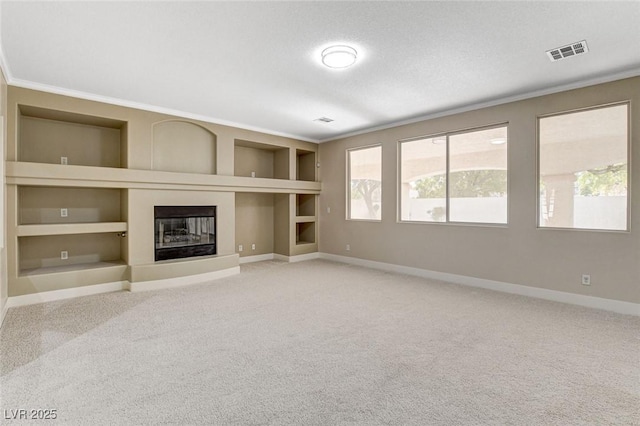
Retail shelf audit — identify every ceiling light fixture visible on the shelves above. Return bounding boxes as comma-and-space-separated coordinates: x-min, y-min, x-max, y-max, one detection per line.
321, 45, 357, 69
490, 138, 506, 145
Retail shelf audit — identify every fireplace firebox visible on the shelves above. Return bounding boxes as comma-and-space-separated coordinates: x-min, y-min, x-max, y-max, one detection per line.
154, 206, 216, 261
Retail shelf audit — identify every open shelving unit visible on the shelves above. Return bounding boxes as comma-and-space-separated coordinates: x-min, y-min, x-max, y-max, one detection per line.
296, 149, 316, 182
8, 102, 130, 295
18, 105, 127, 168
234, 140, 290, 179
19, 233, 126, 277
5, 87, 320, 298
295, 221, 316, 245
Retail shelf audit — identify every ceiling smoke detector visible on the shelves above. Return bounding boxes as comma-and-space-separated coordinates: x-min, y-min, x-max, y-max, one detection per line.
314, 117, 334, 123
546, 40, 589, 62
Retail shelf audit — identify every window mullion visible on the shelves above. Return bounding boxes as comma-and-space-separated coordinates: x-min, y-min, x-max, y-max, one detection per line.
445, 135, 450, 223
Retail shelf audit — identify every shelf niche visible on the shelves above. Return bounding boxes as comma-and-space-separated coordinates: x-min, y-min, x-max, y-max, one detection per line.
296, 222, 315, 245
153, 121, 217, 174
296, 194, 316, 218
296, 149, 316, 182
19, 186, 123, 224
18, 105, 126, 168
19, 233, 124, 276
234, 140, 289, 179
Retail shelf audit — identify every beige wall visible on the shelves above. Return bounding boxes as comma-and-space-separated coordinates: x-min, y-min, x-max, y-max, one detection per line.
235, 193, 275, 257
1, 67, 7, 318
153, 121, 216, 174
319, 77, 640, 304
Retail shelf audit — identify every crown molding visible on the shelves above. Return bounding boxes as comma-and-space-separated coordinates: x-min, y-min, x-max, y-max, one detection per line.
318, 67, 640, 143
0, 14, 12, 83
1, 34, 638, 146
5, 76, 321, 143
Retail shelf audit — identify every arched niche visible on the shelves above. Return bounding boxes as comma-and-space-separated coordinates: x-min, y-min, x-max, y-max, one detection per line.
153, 121, 216, 174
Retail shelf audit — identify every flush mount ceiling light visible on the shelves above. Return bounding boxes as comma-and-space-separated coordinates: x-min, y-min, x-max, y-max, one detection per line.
490, 138, 506, 145
321, 45, 358, 69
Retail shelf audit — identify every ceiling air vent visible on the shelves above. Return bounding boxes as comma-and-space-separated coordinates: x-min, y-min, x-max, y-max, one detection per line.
546, 40, 589, 62
314, 117, 334, 123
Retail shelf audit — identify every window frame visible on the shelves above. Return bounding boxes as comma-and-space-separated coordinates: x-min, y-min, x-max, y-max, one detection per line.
397, 123, 509, 226
346, 144, 383, 222
536, 101, 631, 232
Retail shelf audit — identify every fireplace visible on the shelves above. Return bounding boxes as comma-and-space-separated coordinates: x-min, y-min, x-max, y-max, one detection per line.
154, 206, 216, 261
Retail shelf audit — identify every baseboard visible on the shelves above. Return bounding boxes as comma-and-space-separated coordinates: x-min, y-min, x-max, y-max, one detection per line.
241, 252, 321, 264
129, 266, 240, 292
319, 253, 640, 316
0, 300, 8, 328
274, 252, 321, 263
5, 281, 128, 309
239, 253, 275, 264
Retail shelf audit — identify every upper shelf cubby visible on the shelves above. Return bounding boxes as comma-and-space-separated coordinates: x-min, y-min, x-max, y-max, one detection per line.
296, 149, 316, 182
18, 105, 127, 168
234, 140, 290, 180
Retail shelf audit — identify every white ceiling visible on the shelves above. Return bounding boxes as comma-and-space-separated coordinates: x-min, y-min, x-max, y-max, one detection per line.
1, 1, 639, 143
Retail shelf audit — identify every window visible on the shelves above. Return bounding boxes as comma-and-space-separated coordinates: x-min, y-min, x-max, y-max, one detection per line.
399, 125, 508, 224
538, 103, 628, 231
348, 145, 382, 220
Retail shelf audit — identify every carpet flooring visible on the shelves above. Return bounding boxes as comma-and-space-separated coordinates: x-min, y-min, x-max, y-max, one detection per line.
1, 259, 638, 425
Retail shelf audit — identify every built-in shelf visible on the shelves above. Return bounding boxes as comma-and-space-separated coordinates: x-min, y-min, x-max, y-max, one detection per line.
7, 87, 321, 298
6, 162, 321, 194
235, 140, 289, 179
296, 221, 316, 245
17, 222, 127, 237
295, 216, 315, 223
296, 149, 316, 182
20, 260, 127, 277
19, 186, 123, 224
296, 193, 316, 217
18, 105, 126, 168
19, 233, 124, 275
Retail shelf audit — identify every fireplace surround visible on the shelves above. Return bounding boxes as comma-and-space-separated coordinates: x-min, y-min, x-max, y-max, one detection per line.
154, 206, 217, 261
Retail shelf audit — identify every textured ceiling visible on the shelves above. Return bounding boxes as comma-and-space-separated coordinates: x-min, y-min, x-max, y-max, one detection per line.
1, 1, 639, 142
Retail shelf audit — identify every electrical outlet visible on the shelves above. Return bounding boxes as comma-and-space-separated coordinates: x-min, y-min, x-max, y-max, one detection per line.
327, 207, 331, 214
238, 245, 243, 252
250, 171, 256, 178
60, 208, 68, 217
60, 156, 68, 165
346, 244, 350, 251
60, 251, 68, 260
581, 274, 591, 286
251, 244, 256, 250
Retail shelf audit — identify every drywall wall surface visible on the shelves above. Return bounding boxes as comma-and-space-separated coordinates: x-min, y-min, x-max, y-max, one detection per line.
0, 67, 7, 320
319, 77, 640, 304
235, 193, 275, 257
153, 121, 216, 174
274, 194, 291, 256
